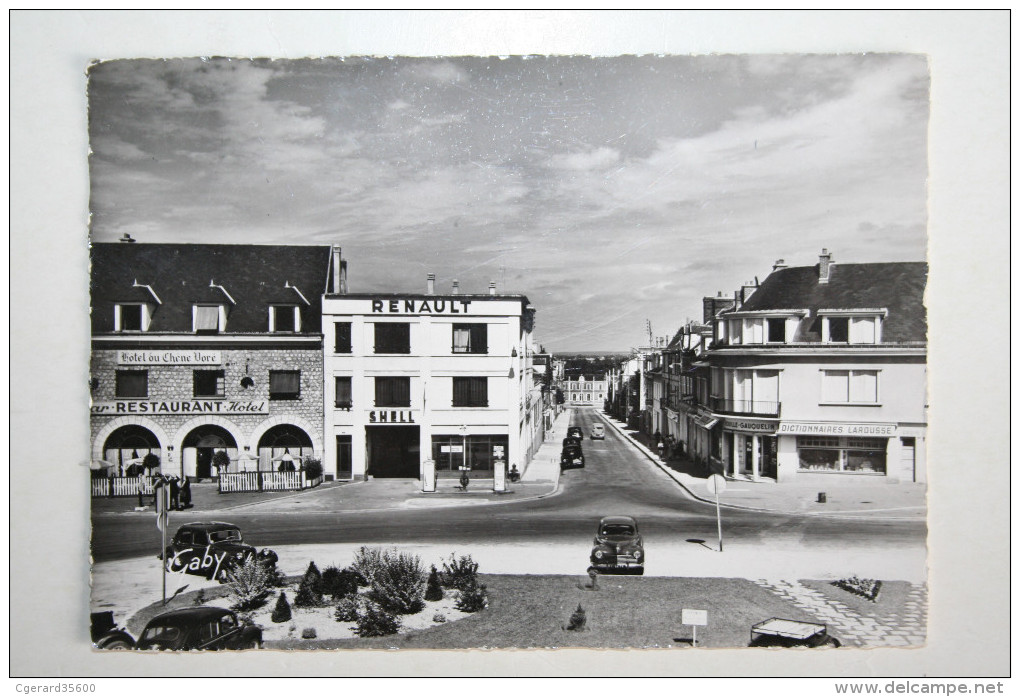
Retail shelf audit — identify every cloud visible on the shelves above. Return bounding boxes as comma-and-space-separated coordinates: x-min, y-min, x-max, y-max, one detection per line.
547, 147, 620, 171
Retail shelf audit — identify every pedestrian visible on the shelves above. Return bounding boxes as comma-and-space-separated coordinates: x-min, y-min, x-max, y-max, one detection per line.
180, 477, 192, 509
169, 475, 181, 511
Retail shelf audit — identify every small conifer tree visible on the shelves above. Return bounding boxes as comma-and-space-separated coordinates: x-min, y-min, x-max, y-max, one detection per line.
294, 561, 324, 607
566, 604, 587, 631
271, 591, 292, 623
424, 565, 444, 602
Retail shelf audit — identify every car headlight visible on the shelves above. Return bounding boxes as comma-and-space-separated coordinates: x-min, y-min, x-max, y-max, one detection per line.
594, 550, 603, 559
633, 549, 642, 560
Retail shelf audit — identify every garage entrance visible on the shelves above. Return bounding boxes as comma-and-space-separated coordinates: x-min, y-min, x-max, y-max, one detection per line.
366, 426, 420, 478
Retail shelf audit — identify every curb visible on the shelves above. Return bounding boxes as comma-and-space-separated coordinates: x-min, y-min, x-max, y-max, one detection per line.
594, 411, 922, 521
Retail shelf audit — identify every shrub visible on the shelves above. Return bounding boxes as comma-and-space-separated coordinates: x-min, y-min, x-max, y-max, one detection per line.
270, 592, 292, 623
321, 565, 360, 599
441, 553, 480, 591
301, 627, 317, 639
424, 565, 444, 602
354, 601, 400, 637
142, 453, 160, 470
454, 578, 488, 613
432, 612, 447, 624
225, 554, 274, 611
833, 576, 883, 602
369, 550, 427, 615
334, 595, 365, 623
211, 450, 231, 470
565, 604, 586, 631
303, 458, 323, 480
351, 546, 386, 585
294, 562, 324, 607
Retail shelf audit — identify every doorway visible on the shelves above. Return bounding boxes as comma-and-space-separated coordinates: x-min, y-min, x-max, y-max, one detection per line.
366, 426, 421, 478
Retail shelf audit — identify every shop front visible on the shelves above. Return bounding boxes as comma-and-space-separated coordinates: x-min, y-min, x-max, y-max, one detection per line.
431, 433, 508, 479
366, 425, 421, 478
776, 421, 898, 479
721, 417, 779, 480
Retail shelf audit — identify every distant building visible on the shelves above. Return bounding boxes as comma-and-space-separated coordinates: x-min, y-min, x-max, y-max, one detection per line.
89, 242, 337, 479
564, 375, 607, 406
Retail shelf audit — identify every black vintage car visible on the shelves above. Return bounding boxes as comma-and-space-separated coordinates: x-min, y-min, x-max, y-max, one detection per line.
562, 435, 582, 448
589, 515, 644, 575
560, 443, 585, 469
135, 607, 263, 651
162, 522, 276, 582
566, 426, 584, 441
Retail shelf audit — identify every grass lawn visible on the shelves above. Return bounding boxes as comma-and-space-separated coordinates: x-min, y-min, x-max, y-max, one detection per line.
271, 574, 824, 650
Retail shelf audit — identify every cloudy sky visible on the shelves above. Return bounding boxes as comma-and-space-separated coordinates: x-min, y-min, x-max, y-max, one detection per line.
88, 54, 929, 351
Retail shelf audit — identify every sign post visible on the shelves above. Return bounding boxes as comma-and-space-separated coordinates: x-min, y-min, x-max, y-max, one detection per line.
681, 608, 708, 647
706, 474, 726, 552
155, 477, 170, 605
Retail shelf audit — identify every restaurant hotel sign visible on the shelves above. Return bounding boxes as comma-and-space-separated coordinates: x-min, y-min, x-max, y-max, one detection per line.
117, 350, 221, 365
91, 400, 269, 415
778, 421, 898, 437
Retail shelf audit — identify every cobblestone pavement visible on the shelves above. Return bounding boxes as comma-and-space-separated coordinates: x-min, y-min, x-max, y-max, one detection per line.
754, 579, 928, 647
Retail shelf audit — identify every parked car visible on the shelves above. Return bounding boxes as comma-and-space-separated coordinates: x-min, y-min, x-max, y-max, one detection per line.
590, 424, 605, 440
560, 443, 585, 469
562, 436, 582, 448
567, 426, 584, 441
135, 607, 263, 651
161, 522, 276, 582
749, 618, 841, 648
589, 515, 644, 575
91, 611, 134, 650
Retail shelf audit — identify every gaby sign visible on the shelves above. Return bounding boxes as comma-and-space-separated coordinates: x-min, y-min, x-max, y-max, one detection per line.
91, 400, 269, 415
778, 421, 898, 436
117, 350, 222, 365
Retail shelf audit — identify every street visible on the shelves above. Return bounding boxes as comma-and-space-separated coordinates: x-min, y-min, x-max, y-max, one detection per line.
91, 408, 927, 577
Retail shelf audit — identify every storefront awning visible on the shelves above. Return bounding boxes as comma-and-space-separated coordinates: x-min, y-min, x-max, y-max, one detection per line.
693, 415, 719, 429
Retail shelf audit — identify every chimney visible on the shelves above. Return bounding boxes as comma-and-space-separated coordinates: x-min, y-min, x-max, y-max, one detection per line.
772, 258, 787, 272
426, 273, 435, 295
452, 280, 460, 295
331, 245, 347, 294
818, 248, 833, 284
488, 281, 496, 296
119, 233, 136, 243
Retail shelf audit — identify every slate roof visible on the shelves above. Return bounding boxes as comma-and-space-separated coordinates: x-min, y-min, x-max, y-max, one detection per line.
732, 262, 928, 343
91, 243, 332, 334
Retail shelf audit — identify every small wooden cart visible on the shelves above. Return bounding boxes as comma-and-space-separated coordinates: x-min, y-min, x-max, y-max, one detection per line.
750, 617, 841, 648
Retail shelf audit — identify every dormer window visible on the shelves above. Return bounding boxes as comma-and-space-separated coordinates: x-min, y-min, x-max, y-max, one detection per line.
766, 317, 786, 343
820, 310, 885, 344
193, 305, 226, 334
269, 305, 301, 333
115, 303, 152, 332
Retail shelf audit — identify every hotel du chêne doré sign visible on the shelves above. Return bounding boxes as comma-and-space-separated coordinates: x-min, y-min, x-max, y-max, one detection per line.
116, 350, 222, 366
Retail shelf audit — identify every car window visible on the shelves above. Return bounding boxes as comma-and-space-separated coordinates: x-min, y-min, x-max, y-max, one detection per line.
198, 620, 219, 644
175, 531, 193, 545
141, 625, 181, 643
219, 615, 237, 633
192, 531, 208, 545
601, 524, 635, 536
209, 529, 241, 543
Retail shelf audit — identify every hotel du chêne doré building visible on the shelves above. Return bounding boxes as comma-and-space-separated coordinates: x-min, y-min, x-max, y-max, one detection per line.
322, 273, 536, 485
89, 239, 343, 479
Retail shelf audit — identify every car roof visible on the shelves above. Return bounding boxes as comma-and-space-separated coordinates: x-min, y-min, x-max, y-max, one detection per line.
177, 522, 240, 532
147, 606, 233, 625
599, 515, 638, 526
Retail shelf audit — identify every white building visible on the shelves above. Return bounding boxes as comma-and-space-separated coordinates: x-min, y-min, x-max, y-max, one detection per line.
564, 375, 607, 406
322, 276, 536, 482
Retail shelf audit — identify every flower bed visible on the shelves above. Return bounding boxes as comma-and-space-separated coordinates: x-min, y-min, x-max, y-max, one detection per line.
831, 576, 882, 602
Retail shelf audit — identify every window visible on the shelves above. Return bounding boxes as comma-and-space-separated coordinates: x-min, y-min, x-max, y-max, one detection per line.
744, 318, 764, 344
850, 317, 876, 344
432, 435, 507, 473
821, 370, 878, 404
116, 304, 148, 331
374, 377, 410, 407
269, 370, 301, 400
453, 377, 488, 407
335, 376, 352, 409
334, 322, 352, 353
193, 305, 224, 333
767, 317, 786, 343
116, 370, 148, 398
193, 370, 225, 398
452, 323, 488, 353
826, 317, 849, 343
270, 305, 299, 332
797, 436, 887, 473
374, 323, 410, 353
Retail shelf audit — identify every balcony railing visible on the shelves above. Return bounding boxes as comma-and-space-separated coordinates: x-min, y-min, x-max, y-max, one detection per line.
709, 396, 781, 417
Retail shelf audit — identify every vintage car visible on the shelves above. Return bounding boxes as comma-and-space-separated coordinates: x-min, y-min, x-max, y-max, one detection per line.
590, 424, 605, 440
135, 607, 263, 651
749, 618, 841, 648
91, 611, 135, 650
562, 435, 582, 448
161, 522, 276, 582
560, 443, 585, 469
589, 515, 644, 574
566, 426, 584, 441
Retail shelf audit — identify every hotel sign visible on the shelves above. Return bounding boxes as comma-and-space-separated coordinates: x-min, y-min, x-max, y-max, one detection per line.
722, 417, 778, 433
117, 350, 222, 365
91, 400, 269, 415
778, 422, 898, 437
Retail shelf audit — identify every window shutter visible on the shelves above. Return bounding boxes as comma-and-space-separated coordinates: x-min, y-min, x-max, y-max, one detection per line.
335, 322, 352, 353
850, 317, 876, 344
195, 306, 220, 331
471, 324, 487, 353
335, 377, 352, 406
850, 370, 877, 402
470, 377, 487, 406
453, 378, 470, 406
822, 370, 849, 402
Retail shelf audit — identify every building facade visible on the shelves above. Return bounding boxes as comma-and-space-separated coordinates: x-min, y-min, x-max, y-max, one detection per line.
564, 375, 607, 406
707, 251, 928, 483
322, 277, 536, 481
89, 242, 339, 479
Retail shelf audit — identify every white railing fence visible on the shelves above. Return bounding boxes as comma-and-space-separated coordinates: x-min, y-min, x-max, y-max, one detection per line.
90, 475, 158, 498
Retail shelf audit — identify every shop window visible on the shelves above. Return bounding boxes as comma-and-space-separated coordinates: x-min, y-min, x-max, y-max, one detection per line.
193, 305, 224, 334
431, 434, 507, 473
452, 323, 488, 354
334, 322, 352, 353
335, 376, 352, 409
375, 376, 410, 407
374, 323, 410, 353
115, 304, 149, 332
115, 370, 148, 398
269, 370, 301, 400
193, 370, 225, 398
270, 305, 300, 333
798, 436, 886, 473
767, 317, 786, 343
821, 370, 878, 404
453, 377, 488, 407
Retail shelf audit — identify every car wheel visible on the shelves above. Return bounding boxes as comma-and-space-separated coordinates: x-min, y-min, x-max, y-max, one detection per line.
98, 637, 133, 650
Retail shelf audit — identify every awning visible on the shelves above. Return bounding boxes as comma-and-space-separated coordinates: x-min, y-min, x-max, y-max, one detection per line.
693, 415, 719, 429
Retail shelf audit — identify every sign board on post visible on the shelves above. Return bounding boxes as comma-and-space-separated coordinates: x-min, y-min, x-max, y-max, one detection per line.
493, 459, 506, 492
706, 474, 726, 552
681, 608, 708, 647
421, 459, 436, 493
